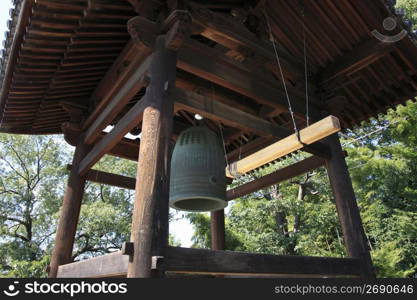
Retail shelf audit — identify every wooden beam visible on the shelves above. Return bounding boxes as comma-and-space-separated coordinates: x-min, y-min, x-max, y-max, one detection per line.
83, 54, 150, 145
323, 134, 375, 278
173, 87, 331, 159
177, 40, 321, 121
107, 138, 140, 161
82, 16, 159, 144
173, 87, 290, 138
49, 143, 92, 278
127, 0, 162, 19
78, 97, 147, 176
57, 247, 361, 278
189, 4, 302, 78
160, 247, 361, 276
211, 210, 225, 251
82, 13, 191, 145
227, 156, 326, 200
128, 35, 177, 278
226, 116, 340, 178
67, 165, 135, 190
321, 40, 393, 83
58, 251, 128, 278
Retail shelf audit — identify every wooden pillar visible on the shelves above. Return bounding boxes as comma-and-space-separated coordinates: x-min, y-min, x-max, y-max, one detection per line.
211, 210, 226, 250
49, 143, 91, 278
127, 35, 177, 278
323, 133, 374, 278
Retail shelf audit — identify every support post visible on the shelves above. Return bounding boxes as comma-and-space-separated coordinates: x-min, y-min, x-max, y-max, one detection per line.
323, 134, 374, 278
211, 210, 225, 250
49, 143, 91, 278
127, 35, 177, 278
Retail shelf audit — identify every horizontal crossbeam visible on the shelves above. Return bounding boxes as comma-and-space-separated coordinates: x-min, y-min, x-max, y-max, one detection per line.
225, 116, 340, 178
67, 164, 135, 190
57, 247, 361, 278
227, 155, 326, 200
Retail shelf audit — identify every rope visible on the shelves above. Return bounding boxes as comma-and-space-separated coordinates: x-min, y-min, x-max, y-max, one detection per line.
263, 7, 299, 135
211, 83, 233, 175
218, 122, 230, 169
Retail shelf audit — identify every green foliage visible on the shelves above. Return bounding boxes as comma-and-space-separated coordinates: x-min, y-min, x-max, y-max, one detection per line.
397, 0, 417, 29
0, 135, 67, 277
0, 135, 139, 277
372, 241, 415, 278
169, 234, 182, 247
186, 212, 243, 250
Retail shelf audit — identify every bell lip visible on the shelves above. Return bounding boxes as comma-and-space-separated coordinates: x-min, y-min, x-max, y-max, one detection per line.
170, 195, 228, 212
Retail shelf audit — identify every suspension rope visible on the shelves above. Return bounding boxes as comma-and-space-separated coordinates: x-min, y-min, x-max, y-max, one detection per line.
263, 7, 299, 135
211, 82, 236, 177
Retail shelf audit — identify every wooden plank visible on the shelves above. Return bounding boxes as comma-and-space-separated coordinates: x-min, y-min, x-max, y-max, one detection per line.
128, 35, 177, 278
67, 164, 135, 190
57, 251, 128, 278
49, 143, 92, 278
323, 134, 375, 278
227, 156, 325, 200
161, 247, 361, 276
226, 116, 340, 178
57, 246, 361, 278
78, 97, 147, 176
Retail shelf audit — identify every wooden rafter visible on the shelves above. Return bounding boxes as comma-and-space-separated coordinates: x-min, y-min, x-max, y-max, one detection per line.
321, 40, 394, 83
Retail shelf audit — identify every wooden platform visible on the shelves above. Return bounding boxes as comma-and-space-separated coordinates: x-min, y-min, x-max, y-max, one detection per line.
57, 247, 361, 278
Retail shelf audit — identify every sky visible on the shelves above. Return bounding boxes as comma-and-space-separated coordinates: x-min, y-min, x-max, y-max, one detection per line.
0, 1, 12, 54
0, 1, 195, 247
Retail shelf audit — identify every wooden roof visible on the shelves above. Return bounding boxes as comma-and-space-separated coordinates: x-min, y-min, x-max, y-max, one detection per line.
0, 0, 417, 157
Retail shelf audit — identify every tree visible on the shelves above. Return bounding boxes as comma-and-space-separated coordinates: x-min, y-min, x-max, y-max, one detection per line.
397, 0, 417, 29
0, 135, 138, 277
0, 134, 182, 277
0, 135, 67, 277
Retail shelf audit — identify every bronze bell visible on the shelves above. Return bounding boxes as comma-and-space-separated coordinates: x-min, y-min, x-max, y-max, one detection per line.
169, 126, 227, 212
